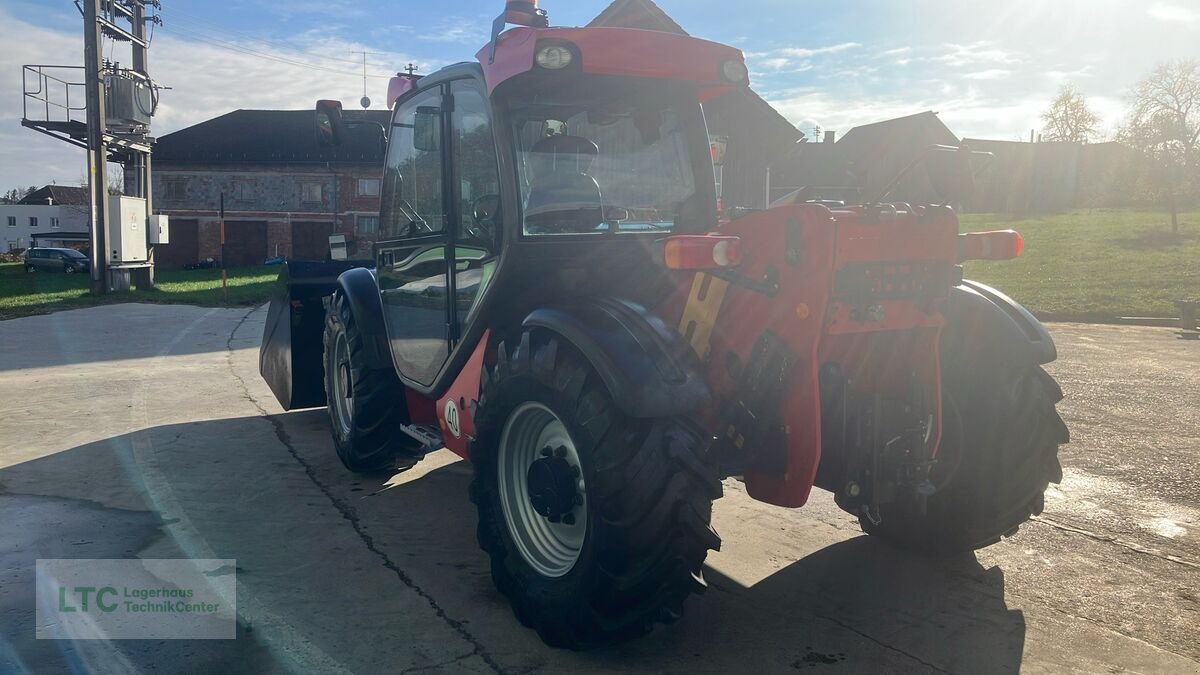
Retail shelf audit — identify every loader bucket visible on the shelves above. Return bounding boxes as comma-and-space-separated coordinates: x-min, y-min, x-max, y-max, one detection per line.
259, 260, 365, 410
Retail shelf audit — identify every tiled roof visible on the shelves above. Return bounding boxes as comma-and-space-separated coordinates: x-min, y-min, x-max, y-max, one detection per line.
20, 185, 89, 206
154, 109, 391, 164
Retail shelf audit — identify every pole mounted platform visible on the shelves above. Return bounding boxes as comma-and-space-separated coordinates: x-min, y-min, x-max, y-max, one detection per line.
20, 0, 160, 295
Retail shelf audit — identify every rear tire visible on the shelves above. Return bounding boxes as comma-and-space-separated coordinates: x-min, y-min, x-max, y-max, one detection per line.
322, 292, 411, 473
470, 331, 722, 649
859, 365, 1068, 555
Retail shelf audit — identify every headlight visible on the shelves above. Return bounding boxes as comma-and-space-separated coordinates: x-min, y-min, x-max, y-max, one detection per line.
535, 45, 574, 70
720, 59, 748, 83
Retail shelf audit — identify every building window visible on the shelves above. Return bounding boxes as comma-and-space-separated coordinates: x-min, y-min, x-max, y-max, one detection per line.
51, 217, 60, 229
232, 180, 255, 202
165, 180, 185, 201
29, 216, 38, 228
357, 178, 381, 197
356, 215, 379, 234
301, 183, 323, 203
6, 216, 14, 227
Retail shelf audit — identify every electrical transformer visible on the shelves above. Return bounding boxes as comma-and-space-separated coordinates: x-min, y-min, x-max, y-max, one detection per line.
104, 75, 154, 131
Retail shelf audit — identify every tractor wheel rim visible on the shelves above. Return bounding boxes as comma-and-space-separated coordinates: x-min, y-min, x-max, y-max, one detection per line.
497, 402, 587, 578
330, 332, 353, 436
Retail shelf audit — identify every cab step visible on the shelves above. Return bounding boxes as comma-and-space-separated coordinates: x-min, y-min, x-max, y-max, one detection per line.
399, 423, 445, 456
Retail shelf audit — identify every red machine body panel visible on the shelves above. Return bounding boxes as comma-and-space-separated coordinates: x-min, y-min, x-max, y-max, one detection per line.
477, 26, 745, 94
669, 204, 959, 507
437, 330, 492, 459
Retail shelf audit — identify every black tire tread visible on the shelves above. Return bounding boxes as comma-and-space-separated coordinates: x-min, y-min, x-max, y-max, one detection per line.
323, 292, 410, 473
859, 364, 1068, 555
470, 331, 721, 649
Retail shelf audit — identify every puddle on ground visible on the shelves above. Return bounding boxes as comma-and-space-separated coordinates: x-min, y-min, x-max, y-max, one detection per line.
1045, 469, 1197, 544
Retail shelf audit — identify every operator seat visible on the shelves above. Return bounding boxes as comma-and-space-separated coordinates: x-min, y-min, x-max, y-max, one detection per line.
524, 134, 604, 233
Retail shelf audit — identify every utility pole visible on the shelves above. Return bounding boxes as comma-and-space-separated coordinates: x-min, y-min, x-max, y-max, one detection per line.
128, 0, 157, 290
83, 0, 109, 295
21, 0, 161, 295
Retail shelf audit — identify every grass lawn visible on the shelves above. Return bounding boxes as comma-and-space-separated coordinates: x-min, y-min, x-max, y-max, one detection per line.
1, 208, 1195, 322
960, 208, 1200, 319
0, 262, 279, 321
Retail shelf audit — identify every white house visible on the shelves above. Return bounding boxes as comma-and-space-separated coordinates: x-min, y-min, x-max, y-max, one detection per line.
2, 185, 90, 251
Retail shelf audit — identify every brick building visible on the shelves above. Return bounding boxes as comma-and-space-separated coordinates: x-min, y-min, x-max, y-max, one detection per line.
151, 109, 389, 267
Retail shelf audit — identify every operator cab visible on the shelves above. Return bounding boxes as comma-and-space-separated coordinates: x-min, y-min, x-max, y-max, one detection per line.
314, 16, 750, 399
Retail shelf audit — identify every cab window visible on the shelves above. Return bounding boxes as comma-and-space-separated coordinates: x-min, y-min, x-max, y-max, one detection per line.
449, 80, 501, 322
380, 88, 445, 239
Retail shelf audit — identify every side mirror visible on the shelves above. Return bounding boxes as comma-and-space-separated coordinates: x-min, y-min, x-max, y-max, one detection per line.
315, 100, 345, 147
413, 106, 441, 152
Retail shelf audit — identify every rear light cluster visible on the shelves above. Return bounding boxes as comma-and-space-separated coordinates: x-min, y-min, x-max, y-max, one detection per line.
958, 230, 1023, 261
663, 235, 742, 270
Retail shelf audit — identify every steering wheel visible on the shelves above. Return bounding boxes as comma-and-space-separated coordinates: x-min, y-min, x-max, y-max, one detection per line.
467, 194, 501, 243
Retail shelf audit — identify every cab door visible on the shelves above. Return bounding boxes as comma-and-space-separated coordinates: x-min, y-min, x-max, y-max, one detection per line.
377, 85, 454, 387
376, 76, 503, 390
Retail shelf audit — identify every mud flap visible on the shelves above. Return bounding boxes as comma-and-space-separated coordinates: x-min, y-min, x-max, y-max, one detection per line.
259, 261, 366, 410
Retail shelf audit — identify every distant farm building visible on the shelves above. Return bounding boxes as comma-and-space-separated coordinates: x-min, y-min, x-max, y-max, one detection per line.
151, 109, 389, 268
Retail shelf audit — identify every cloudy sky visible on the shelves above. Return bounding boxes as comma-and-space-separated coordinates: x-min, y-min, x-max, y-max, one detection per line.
1, 0, 1197, 190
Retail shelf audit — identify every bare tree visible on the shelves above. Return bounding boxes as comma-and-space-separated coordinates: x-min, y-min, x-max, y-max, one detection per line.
1118, 60, 1200, 233
108, 166, 125, 196
1041, 85, 1100, 143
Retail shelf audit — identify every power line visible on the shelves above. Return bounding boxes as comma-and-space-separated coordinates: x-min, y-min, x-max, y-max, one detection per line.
159, 6, 396, 69
157, 22, 395, 79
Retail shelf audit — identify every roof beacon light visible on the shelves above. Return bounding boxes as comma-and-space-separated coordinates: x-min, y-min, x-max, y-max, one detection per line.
490, 1, 550, 63
504, 0, 548, 27
536, 44, 574, 70
720, 59, 749, 84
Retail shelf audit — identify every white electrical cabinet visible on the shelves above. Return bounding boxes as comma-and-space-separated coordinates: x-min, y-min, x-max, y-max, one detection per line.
148, 214, 170, 245
106, 196, 148, 263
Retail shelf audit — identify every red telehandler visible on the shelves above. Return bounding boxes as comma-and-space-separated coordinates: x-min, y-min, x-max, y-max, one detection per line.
260, 0, 1069, 649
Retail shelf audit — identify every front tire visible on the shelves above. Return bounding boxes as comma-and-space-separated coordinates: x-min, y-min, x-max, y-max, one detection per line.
471, 332, 722, 649
322, 292, 412, 473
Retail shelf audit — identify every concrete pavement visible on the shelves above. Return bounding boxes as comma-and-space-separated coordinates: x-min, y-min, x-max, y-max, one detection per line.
1, 304, 1197, 673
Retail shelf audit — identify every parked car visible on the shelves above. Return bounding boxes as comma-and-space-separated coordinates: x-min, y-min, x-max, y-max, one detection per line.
24, 247, 91, 273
